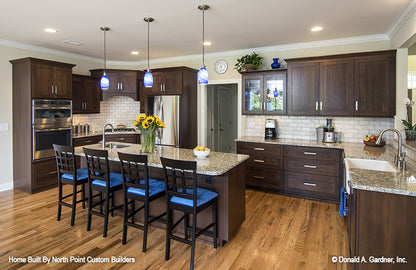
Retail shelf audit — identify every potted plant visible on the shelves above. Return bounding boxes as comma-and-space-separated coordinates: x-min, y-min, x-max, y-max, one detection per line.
403, 98, 416, 140
234, 52, 263, 72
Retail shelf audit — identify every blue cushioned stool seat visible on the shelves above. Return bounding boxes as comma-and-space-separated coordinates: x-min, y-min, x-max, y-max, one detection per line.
127, 179, 165, 197
91, 173, 123, 188
170, 188, 218, 207
61, 168, 88, 181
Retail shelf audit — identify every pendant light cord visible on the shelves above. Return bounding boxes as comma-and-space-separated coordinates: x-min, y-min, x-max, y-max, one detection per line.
103, 29, 107, 73
147, 20, 150, 72
202, 8, 205, 67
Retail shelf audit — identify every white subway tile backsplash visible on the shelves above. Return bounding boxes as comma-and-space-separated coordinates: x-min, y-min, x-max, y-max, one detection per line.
73, 96, 141, 132
244, 116, 394, 143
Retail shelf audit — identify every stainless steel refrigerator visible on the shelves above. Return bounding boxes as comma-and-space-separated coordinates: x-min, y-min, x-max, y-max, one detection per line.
153, 95, 180, 147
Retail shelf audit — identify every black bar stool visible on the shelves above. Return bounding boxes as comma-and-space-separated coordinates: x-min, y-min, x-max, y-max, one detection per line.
83, 147, 123, 237
118, 152, 166, 252
160, 157, 218, 270
53, 144, 88, 226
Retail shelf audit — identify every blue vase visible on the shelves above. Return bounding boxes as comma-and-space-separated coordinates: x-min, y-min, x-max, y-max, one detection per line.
271, 58, 280, 69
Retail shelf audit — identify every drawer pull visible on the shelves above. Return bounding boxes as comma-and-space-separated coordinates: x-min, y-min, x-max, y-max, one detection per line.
48, 171, 57, 175
304, 165, 317, 169
304, 182, 317, 187
83, 140, 93, 144
254, 148, 264, 151
304, 152, 317, 155
254, 176, 265, 179
254, 159, 265, 163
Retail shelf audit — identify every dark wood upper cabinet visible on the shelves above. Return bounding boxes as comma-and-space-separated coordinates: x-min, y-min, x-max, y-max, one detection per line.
320, 59, 354, 116
27, 59, 74, 99
143, 67, 197, 96
90, 69, 142, 101
354, 53, 396, 117
241, 69, 287, 115
72, 74, 100, 114
287, 62, 320, 116
287, 50, 396, 117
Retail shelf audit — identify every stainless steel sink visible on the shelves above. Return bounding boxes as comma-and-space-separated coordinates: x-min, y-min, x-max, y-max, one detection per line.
345, 158, 398, 172
104, 143, 130, 149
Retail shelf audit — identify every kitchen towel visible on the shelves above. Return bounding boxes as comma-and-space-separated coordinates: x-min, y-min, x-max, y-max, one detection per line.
339, 187, 347, 217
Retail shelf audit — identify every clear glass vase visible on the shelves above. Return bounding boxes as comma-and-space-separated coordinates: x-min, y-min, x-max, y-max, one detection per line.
141, 129, 156, 153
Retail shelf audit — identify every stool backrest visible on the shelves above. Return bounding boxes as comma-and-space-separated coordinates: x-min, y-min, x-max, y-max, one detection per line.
53, 144, 77, 177
160, 157, 197, 204
118, 152, 149, 194
83, 148, 110, 184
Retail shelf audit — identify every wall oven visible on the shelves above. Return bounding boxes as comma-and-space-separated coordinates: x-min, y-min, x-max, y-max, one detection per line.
32, 100, 72, 160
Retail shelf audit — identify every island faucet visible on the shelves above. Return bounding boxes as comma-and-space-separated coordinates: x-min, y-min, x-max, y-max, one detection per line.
102, 123, 114, 149
376, 128, 406, 170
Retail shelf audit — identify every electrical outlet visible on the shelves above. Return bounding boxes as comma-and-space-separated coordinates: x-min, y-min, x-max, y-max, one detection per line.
0, 123, 9, 131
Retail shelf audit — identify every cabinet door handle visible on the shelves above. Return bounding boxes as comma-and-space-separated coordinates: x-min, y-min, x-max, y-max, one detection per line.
304, 152, 317, 155
355, 101, 359, 111
304, 164, 317, 169
315, 101, 319, 111
48, 170, 58, 175
254, 159, 265, 163
161, 85, 163, 92
304, 182, 317, 187
254, 147, 264, 151
51, 86, 54, 94
254, 176, 265, 179
320, 101, 323, 111
163, 84, 166, 91
120, 83, 123, 90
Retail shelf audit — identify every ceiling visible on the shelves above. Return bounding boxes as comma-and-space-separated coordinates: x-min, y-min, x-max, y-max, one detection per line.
0, 0, 413, 62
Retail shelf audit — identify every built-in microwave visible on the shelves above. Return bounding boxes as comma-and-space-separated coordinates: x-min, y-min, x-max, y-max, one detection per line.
32, 99, 72, 127
32, 100, 72, 160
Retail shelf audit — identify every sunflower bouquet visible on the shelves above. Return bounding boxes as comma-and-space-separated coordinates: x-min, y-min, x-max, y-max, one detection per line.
133, 114, 165, 152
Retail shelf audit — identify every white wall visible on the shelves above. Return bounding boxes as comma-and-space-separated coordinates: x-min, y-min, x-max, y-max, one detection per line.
0, 37, 397, 191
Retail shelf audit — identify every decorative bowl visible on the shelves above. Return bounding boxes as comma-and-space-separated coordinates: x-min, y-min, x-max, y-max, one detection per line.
363, 140, 385, 147
193, 149, 210, 158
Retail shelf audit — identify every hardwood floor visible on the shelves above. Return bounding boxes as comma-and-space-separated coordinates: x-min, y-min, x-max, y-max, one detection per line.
0, 187, 350, 270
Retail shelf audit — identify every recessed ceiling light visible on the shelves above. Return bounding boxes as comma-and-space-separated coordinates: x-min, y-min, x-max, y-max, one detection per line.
203, 41, 212, 46
44, 28, 57, 33
311, 26, 323, 32
131, 51, 139, 55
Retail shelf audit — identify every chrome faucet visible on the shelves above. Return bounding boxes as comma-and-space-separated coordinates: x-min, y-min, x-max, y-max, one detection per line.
102, 123, 114, 149
376, 128, 406, 170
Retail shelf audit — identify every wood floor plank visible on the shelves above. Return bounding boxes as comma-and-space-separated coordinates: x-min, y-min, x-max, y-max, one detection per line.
0, 186, 350, 269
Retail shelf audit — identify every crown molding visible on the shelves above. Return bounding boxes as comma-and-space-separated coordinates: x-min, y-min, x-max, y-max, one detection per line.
1, 34, 390, 68
387, 0, 416, 40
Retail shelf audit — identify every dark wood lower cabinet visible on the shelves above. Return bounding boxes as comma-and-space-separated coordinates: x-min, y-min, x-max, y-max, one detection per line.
106, 133, 140, 144
349, 189, 416, 269
32, 158, 58, 191
236, 142, 342, 202
237, 142, 283, 192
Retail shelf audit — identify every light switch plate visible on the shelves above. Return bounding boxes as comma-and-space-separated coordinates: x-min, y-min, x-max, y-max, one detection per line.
0, 123, 9, 131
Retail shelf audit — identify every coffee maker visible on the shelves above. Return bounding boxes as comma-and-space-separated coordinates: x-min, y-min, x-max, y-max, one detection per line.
265, 119, 277, 139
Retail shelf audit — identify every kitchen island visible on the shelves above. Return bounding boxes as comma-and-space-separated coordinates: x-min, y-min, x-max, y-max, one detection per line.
75, 143, 249, 244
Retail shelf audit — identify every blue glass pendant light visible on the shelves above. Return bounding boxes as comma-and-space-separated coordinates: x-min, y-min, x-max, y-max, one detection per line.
100, 27, 110, 90
143, 17, 154, 88
197, 5, 209, 85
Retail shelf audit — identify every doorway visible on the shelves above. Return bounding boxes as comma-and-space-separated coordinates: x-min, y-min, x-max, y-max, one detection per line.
207, 84, 238, 153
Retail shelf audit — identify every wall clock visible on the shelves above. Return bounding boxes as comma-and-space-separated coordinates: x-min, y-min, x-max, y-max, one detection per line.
214, 59, 228, 74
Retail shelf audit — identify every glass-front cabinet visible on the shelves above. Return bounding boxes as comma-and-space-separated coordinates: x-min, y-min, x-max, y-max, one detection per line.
242, 70, 287, 115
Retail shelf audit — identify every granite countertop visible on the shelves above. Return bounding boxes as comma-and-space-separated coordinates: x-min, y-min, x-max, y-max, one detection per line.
237, 136, 416, 197
73, 130, 140, 139
75, 143, 249, 176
